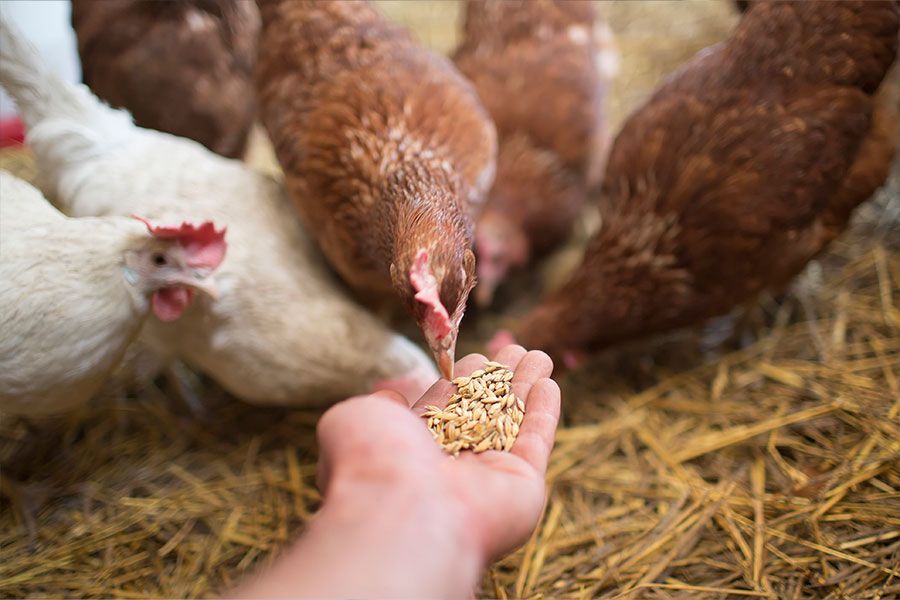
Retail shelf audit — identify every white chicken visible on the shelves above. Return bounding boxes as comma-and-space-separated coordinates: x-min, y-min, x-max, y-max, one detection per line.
0, 170, 224, 417
0, 17, 439, 406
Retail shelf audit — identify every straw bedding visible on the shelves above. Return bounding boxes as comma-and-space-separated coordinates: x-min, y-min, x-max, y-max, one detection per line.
2, 2, 898, 598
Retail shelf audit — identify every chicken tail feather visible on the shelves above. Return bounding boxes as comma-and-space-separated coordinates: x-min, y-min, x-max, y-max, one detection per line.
0, 16, 134, 195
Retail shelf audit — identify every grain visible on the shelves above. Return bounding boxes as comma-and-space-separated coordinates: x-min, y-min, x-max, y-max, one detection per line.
3, 4, 899, 598
423, 361, 524, 456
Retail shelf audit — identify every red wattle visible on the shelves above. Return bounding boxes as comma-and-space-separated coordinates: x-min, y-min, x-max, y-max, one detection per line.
0, 117, 25, 148
151, 287, 194, 321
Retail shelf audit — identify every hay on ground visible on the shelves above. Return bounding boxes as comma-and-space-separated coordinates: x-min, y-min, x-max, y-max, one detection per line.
2, 2, 898, 598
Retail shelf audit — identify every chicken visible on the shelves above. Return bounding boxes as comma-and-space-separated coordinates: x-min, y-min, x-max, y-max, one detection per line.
70, 0, 259, 159
255, 0, 497, 378
452, 0, 617, 306
505, 0, 899, 365
0, 170, 224, 417
0, 16, 439, 407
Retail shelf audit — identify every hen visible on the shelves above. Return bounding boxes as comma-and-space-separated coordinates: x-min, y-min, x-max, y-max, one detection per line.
508, 0, 900, 365
0, 170, 224, 417
453, 0, 617, 306
70, 0, 259, 158
0, 17, 438, 406
255, 0, 497, 378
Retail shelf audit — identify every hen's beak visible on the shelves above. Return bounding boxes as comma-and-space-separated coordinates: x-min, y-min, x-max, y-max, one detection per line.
435, 347, 455, 380
168, 272, 220, 301
474, 279, 498, 307
190, 278, 220, 301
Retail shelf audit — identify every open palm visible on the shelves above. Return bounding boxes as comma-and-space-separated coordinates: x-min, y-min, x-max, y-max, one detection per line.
316, 345, 559, 561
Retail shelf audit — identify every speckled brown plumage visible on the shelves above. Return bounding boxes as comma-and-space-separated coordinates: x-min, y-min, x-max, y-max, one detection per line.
71, 0, 258, 158
255, 0, 496, 376
516, 0, 899, 363
453, 0, 614, 305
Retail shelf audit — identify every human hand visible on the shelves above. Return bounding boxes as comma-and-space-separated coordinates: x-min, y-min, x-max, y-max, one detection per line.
317, 345, 559, 562
233, 345, 559, 599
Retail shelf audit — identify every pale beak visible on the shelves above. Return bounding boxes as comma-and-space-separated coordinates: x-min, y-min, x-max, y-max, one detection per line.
474, 280, 498, 307
190, 277, 220, 301
167, 272, 220, 300
435, 347, 455, 380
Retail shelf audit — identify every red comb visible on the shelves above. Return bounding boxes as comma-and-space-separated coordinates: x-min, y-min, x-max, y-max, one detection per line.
409, 249, 452, 340
132, 215, 227, 270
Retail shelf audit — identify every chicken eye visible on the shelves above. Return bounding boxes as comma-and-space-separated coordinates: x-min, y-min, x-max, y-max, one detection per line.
152, 253, 168, 267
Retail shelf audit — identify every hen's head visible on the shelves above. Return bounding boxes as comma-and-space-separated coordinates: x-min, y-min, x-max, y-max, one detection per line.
474, 134, 583, 306
391, 246, 476, 380
125, 217, 227, 321
474, 211, 528, 307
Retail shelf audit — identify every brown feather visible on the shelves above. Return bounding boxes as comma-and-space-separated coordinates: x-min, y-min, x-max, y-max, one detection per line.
71, 0, 258, 158
516, 0, 899, 362
453, 0, 613, 304
255, 0, 495, 370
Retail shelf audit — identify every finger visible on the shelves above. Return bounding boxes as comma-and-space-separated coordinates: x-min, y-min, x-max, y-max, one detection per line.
509, 350, 554, 414
453, 353, 491, 380
316, 397, 368, 480
315, 400, 358, 492
491, 344, 528, 372
368, 389, 409, 408
510, 378, 561, 474
413, 353, 487, 413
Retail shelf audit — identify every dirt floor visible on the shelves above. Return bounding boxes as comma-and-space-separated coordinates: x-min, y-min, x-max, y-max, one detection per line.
2, 2, 899, 598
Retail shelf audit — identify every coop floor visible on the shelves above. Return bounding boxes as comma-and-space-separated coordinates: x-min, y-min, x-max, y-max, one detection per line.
2, 2, 899, 598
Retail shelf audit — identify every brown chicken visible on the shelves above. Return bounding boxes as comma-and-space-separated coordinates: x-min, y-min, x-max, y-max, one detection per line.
453, 0, 617, 306
506, 0, 899, 366
71, 0, 259, 158
255, 0, 497, 378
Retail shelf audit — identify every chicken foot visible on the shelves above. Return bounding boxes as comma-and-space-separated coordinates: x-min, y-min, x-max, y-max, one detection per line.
0, 471, 51, 547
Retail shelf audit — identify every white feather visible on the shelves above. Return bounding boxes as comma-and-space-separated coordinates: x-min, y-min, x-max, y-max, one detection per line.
0, 171, 149, 416
0, 16, 438, 406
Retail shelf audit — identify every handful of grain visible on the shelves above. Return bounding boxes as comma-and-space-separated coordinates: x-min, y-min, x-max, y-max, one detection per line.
423, 361, 524, 456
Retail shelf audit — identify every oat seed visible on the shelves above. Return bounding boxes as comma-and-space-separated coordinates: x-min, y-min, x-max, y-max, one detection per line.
424, 361, 525, 456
